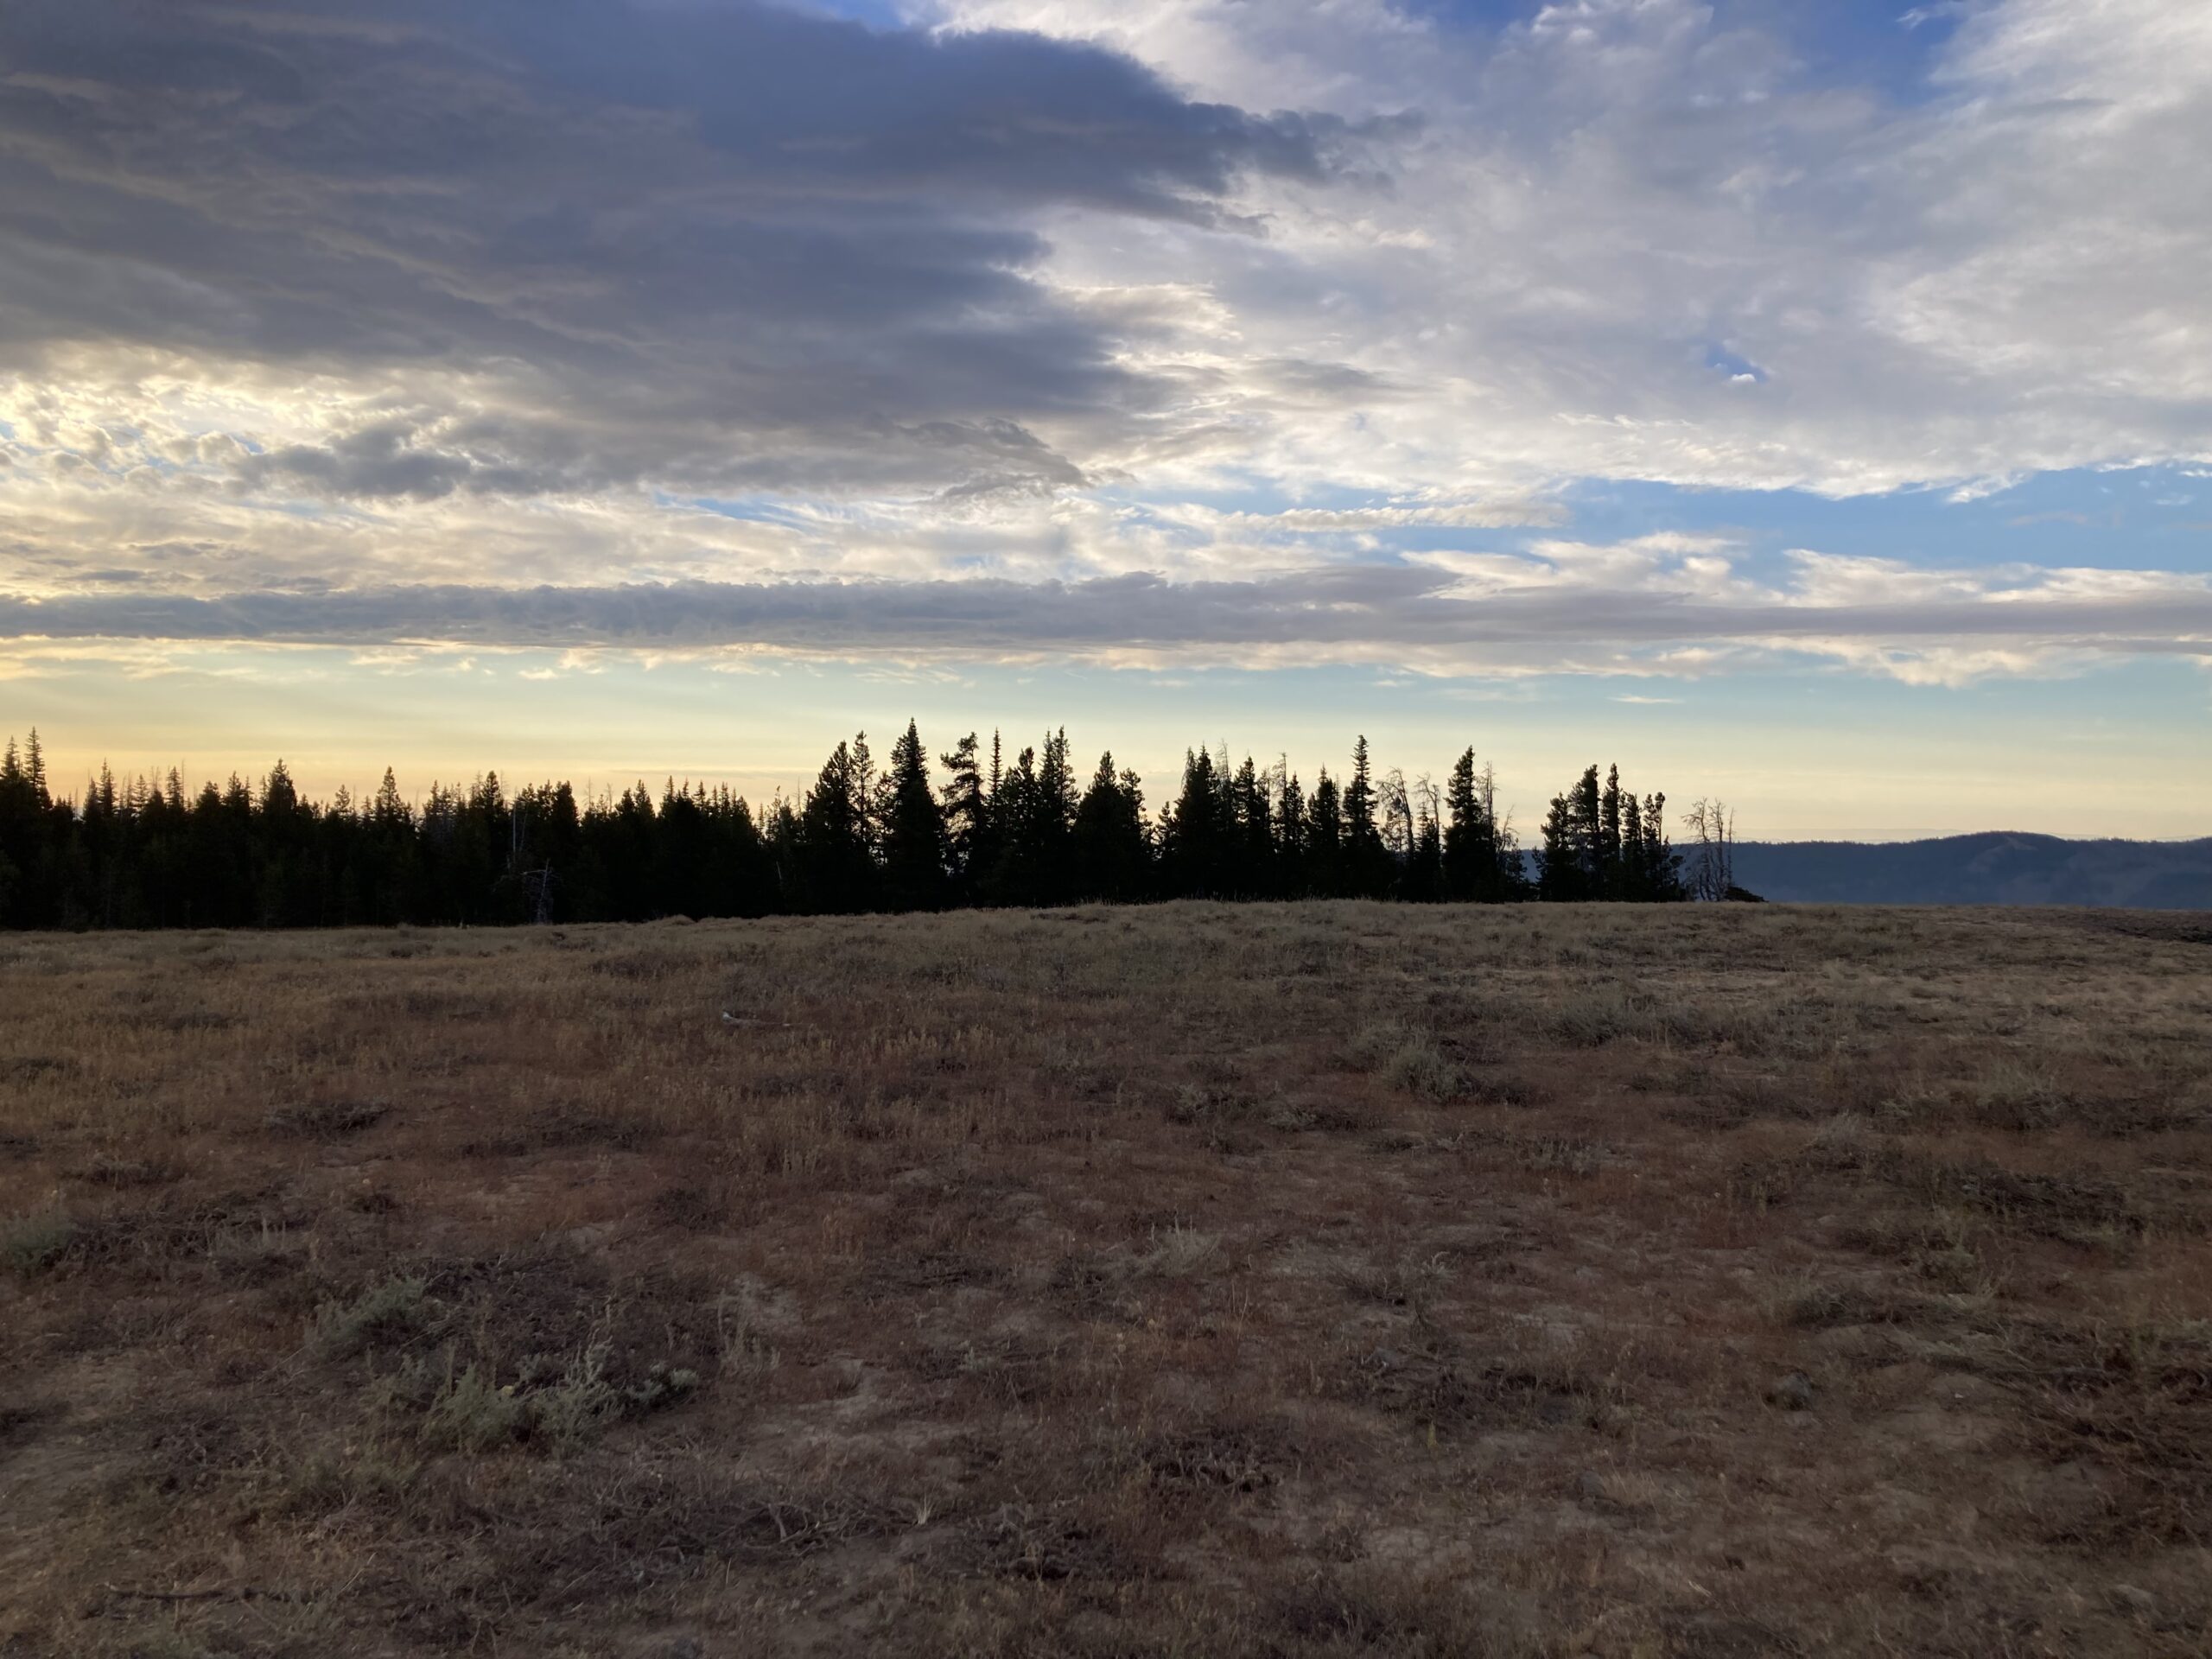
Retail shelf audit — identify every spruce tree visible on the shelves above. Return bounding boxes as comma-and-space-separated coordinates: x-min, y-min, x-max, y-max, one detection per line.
1275, 766, 1307, 894
937, 733, 989, 896
24, 729, 50, 811
880, 720, 949, 911
1072, 752, 1150, 900
795, 738, 878, 913
1572, 765, 1604, 893
1600, 764, 1624, 898
1306, 769, 1343, 896
1160, 748, 1231, 897
1443, 747, 1503, 901
1536, 791, 1584, 900
1620, 790, 1645, 899
1405, 792, 1444, 901
0, 722, 1710, 927
1342, 736, 1387, 897
1229, 756, 1275, 897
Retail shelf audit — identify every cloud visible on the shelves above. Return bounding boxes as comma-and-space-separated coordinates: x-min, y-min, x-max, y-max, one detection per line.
943, 0, 2212, 494
2, 0, 2210, 690
0, 0, 1359, 505
4, 542, 2204, 685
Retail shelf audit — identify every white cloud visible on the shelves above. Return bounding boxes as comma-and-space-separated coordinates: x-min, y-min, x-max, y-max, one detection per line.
2, 0, 2210, 683
943, 0, 2212, 496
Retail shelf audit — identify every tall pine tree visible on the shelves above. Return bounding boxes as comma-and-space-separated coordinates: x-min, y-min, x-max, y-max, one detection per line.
880, 720, 948, 910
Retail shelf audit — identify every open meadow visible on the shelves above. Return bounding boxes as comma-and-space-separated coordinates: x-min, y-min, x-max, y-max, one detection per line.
3, 903, 2209, 1657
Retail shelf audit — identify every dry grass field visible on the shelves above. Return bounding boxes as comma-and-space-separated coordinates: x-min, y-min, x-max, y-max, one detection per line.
3, 903, 2209, 1657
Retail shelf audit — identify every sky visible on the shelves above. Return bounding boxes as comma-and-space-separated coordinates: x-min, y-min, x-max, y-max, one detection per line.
0, 0, 2207, 839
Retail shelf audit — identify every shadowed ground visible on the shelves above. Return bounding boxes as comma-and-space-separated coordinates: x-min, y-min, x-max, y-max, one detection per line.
3, 903, 2209, 1656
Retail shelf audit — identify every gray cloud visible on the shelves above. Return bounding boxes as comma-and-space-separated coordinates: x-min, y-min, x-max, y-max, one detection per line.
5, 0, 2210, 696
4, 567, 2204, 682
0, 0, 1363, 498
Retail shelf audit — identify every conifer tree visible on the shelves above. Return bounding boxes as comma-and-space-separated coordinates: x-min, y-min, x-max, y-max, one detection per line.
1404, 779, 1444, 901
1442, 747, 1509, 901
795, 737, 878, 912
1275, 766, 1307, 894
1600, 764, 1624, 896
980, 742, 1040, 904
1306, 768, 1343, 896
1621, 790, 1644, 897
24, 729, 50, 811
0, 724, 1703, 928
880, 720, 949, 911
1160, 748, 1232, 897
1342, 736, 1389, 897
1573, 765, 1603, 893
1230, 756, 1276, 897
937, 733, 990, 895
1536, 790, 1585, 900
1034, 728, 1078, 901
1072, 752, 1149, 900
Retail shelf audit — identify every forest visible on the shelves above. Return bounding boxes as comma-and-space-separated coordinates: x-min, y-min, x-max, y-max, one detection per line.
0, 726, 1712, 929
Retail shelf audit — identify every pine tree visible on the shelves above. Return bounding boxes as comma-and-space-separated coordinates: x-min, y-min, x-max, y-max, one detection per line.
1160, 748, 1231, 897
880, 720, 948, 911
1342, 736, 1388, 897
1229, 755, 1275, 897
1033, 728, 1078, 902
937, 733, 989, 896
980, 742, 1040, 905
372, 768, 410, 831
1620, 790, 1645, 899
795, 738, 878, 913
0, 724, 1705, 928
1405, 785, 1444, 901
1442, 747, 1504, 901
1306, 768, 1343, 896
1072, 752, 1150, 900
1275, 766, 1307, 894
24, 729, 50, 811
1536, 790, 1584, 900
1600, 764, 1624, 898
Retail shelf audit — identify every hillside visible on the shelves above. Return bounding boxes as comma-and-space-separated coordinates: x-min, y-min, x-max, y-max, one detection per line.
1732, 832, 2212, 908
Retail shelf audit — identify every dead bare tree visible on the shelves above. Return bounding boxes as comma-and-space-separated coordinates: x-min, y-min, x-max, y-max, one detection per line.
1681, 798, 1736, 901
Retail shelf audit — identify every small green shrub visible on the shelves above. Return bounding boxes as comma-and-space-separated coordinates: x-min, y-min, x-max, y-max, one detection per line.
420, 1363, 531, 1452
379, 1339, 701, 1456
1381, 1038, 1464, 1103
518, 1343, 619, 1452
1349, 1021, 1464, 1102
309, 1274, 434, 1359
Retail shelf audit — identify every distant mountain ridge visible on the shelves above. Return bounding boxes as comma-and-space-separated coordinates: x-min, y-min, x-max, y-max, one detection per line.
1730, 833, 2212, 908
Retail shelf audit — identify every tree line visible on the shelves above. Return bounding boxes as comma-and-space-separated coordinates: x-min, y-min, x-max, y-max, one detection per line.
0, 725, 1709, 929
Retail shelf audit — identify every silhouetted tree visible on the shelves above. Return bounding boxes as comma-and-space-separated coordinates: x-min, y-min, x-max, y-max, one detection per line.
1160, 748, 1234, 897
0, 726, 1698, 928
1342, 736, 1389, 897
795, 738, 878, 912
937, 732, 991, 901
1072, 752, 1149, 900
880, 720, 949, 911
1306, 768, 1344, 897
1443, 747, 1510, 902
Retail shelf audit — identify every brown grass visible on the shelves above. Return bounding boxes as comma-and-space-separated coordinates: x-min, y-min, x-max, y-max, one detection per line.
2, 902, 2209, 1656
